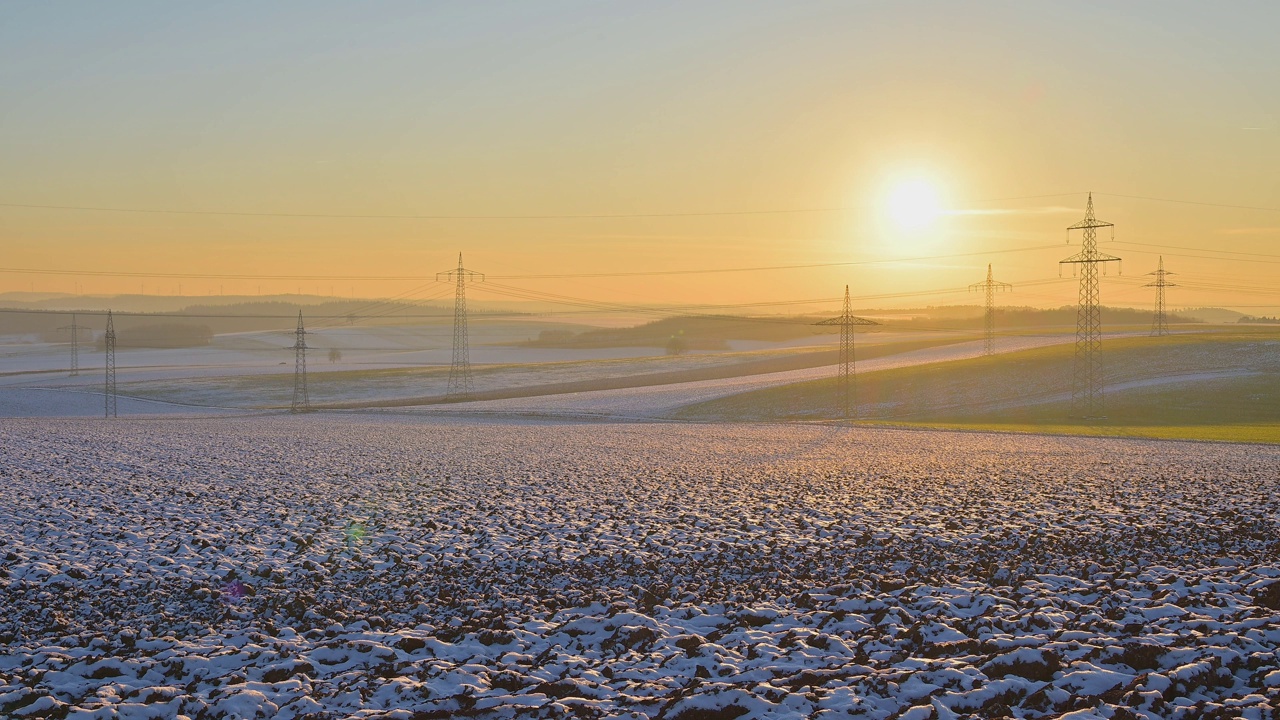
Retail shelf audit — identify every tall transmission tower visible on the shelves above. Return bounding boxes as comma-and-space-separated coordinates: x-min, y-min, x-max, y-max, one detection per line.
1144, 255, 1176, 337
1060, 193, 1121, 418
291, 310, 310, 413
815, 285, 879, 419
437, 253, 484, 401
58, 312, 87, 376
969, 264, 1012, 356
104, 310, 117, 418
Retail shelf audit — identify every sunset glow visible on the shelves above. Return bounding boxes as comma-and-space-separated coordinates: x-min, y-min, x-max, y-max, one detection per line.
2, 6, 1280, 719
0, 3, 1275, 309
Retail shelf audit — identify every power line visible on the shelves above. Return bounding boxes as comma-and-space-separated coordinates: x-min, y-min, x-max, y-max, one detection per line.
486, 244, 1063, 279
0, 200, 848, 220
1113, 239, 1280, 260
0, 243, 1063, 282
1098, 193, 1280, 214
308, 283, 457, 331
1107, 273, 1278, 294
1113, 244, 1280, 266
0, 192, 1085, 220
0, 277, 1081, 328
6, 190, 1276, 222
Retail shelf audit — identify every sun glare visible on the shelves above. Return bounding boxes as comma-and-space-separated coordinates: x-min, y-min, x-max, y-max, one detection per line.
886, 177, 944, 233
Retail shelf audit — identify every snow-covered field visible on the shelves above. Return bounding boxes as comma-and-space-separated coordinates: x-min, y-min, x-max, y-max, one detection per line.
2, 417, 1278, 719
0, 323, 851, 411
442, 333, 1083, 419
0, 389, 244, 418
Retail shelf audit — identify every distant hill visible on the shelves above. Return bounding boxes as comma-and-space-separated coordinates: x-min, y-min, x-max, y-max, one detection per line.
0, 300, 461, 336
888, 305, 1199, 330
516, 305, 1210, 350
1, 301, 1205, 344
1182, 307, 1248, 323
522, 315, 822, 350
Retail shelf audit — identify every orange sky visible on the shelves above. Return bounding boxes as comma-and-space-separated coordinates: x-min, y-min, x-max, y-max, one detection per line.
1, 2, 1277, 312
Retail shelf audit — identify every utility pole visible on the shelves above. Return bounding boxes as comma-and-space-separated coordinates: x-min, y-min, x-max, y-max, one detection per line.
58, 313, 87, 376
437, 253, 484, 400
815, 285, 879, 419
1144, 256, 1176, 337
292, 311, 310, 413
969, 264, 1012, 356
104, 310, 117, 418
1060, 193, 1121, 418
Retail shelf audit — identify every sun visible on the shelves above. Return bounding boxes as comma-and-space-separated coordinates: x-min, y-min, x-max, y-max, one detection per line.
885, 177, 944, 233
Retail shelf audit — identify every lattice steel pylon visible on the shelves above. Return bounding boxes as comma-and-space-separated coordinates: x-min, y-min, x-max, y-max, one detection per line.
1144, 255, 1176, 337
104, 310, 117, 418
969, 264, 1012, 356
1060, 193, 1121, 418
291, 310, 310, 413
58, 312, 87, 376
437, 253, 484, 401
815, 285, 879, 419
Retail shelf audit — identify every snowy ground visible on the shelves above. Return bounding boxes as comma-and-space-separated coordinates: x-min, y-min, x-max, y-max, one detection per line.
1, 321, 848, 390
1, 324, 997, 415
0, 323, 853, 411
436, 333, 1082, 419
0, 389, 244, 418
2, 416, 1278, 719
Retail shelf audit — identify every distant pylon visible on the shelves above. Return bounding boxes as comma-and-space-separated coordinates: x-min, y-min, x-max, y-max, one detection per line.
1143, 256, 1176, 337
437, 253, 484, 400
969, 264, 1012, 356
291, 311, 310, 413
815, 285, 879, 419
1060, 193, 1121, 418
58, 312, 87, 376
104, 310, 117, 418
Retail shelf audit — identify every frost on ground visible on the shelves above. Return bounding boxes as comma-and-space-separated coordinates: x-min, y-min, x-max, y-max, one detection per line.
1, 417, 1278, 720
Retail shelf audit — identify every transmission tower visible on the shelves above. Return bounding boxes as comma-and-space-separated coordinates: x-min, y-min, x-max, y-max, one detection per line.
58, 313, 87, 376
815, 285, 879, 419
969, 264, 1012, 356
291, 310, 310, 413
437, 253, 484, 400
104, 310, 117, 418
1060, 193, 1121, 418
1144, 256, 1176, 337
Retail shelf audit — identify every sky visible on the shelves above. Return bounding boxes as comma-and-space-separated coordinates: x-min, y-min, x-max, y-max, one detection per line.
1, 1, 1277, 312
